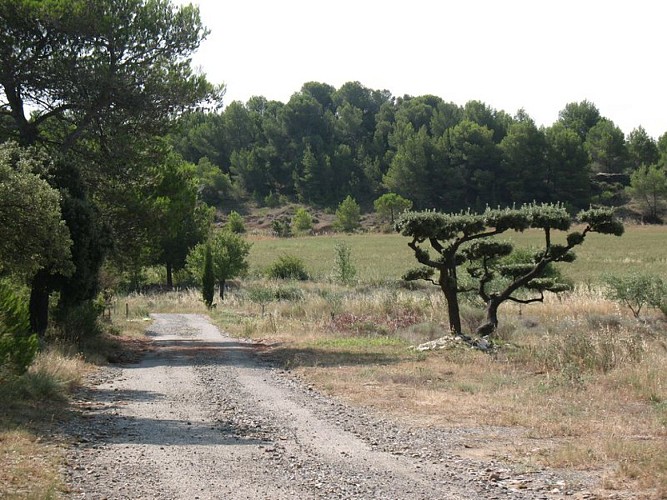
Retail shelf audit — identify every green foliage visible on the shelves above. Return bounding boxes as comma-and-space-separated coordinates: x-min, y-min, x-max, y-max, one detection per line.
577, 207, 625, 236
292, 207, 314, 233
334, 196, 361, 232
0, 280, 38, 376
148, 153, 213, 287
202, 245, 215, 308
272, 217, 292, 238
187, 230, 252, 299
397, 203, 624, 335
402, 267, 435, 282
626, 165, 667, 223
334, 243, 357, 285
194, 157, 238, 207
52, 301, 104, 344
603, 274, 666, 318
226, 211, 246, 233
267, 255, 309, 280
0, 142, 73, 279
374, 193, 413, 224
264, 192, 279, 208
1, 0, 219, 333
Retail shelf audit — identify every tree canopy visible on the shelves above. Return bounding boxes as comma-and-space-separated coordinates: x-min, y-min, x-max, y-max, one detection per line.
396, 204, 624, 336
0, 0, 219, 333
0, 142, 72, 278
172, 88, 667, 217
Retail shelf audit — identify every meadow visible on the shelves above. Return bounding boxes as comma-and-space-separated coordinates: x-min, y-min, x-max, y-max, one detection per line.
246, 224, 667, 284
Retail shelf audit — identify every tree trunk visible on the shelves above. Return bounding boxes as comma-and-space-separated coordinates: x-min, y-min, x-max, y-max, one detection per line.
166, 263, 173, 289
440, 269, 462, 335
444, 286, 462, 335
219, 279, 226, 300
29, 270, 50, 336
476, 297, 501, 336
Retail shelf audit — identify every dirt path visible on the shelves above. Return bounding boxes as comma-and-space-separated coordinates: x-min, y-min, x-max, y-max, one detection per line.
64, 314, 597, 499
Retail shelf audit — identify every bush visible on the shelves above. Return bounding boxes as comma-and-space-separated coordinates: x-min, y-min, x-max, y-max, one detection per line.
292, 207, 313, 234
272, 217, 292, 237
267, 254, 309, 280
264, 191, 279, 208
225, 210, 245, 233
0, 279, 38, 376
52, 301, 104, 344
334, 195, 361, 232
603, 274, 666, 318
334, 243, 357, 285
202, 244, 215, 308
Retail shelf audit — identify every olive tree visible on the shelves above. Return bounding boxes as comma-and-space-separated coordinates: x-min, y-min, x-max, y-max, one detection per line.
396, 204, 624, 336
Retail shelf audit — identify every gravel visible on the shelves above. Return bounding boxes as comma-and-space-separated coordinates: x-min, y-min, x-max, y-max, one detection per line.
63, 313, 606, 499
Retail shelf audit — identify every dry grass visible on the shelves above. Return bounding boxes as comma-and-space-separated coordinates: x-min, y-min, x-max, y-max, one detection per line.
0, 319, 152, 499
0, 429, 62, 499
0, 347, 92, 499
157, 280, 666, 498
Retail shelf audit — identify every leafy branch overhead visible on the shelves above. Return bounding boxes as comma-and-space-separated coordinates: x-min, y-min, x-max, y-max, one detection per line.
396, 203, 624, 335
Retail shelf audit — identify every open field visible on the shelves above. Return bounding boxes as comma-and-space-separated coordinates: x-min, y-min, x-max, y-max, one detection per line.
246, 224, 667, 284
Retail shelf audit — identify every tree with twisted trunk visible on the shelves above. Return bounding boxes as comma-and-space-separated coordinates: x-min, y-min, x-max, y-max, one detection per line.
396, 204, 624, 336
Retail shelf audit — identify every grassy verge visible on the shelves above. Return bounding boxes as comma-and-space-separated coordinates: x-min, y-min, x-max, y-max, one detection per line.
0, 315, 151, 499
0, 348, 89, 499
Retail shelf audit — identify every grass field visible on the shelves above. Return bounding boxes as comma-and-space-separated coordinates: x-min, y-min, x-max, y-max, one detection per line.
246, 224, 667, 284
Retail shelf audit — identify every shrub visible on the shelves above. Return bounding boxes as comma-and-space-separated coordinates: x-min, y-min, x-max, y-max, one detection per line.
202, 244, 215, 308
0, 279, 38, 376
334, 243, 357, 285
225, 210, 245, 233
53, 301, 104, 344
263, 191, 281, 208
334, 195, 361, 232
603, 274, 666, 318
292, 207, 313, 234
267, 254, 309, 280
272, 217, 292, 237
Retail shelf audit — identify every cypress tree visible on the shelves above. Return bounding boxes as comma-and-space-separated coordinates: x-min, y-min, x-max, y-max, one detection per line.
202, 244, 215, 308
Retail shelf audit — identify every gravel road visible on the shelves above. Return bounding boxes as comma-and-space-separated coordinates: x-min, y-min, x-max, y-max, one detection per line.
63, 313, 601, 499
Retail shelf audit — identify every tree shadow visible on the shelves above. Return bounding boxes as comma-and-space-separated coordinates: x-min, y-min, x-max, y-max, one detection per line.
259, 344, 406, 369
68, 387, 265, 447
119, 337, 269, 369
70, 413, 264, 447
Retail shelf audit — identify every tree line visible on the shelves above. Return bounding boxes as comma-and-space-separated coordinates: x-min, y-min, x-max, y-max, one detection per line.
172, 84, 667, 213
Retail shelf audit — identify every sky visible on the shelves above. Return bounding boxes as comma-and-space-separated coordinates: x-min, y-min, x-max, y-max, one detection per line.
175, 0, 666, 138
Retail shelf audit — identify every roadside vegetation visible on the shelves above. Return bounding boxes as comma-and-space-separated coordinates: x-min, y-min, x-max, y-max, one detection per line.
115, 224, 666, 498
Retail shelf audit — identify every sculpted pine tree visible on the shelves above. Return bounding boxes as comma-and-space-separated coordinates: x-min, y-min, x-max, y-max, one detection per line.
396, 204, 624, 336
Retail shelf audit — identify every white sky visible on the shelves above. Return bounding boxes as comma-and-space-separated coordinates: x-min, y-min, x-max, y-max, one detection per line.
176, 0, 666, 138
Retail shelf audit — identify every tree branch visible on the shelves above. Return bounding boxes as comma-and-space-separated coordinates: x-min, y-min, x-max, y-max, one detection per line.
408, 238, 441, 269
506, 291, 545, 304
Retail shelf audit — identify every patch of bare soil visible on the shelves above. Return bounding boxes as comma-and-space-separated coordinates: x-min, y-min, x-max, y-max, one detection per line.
63, 314, 617, 499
